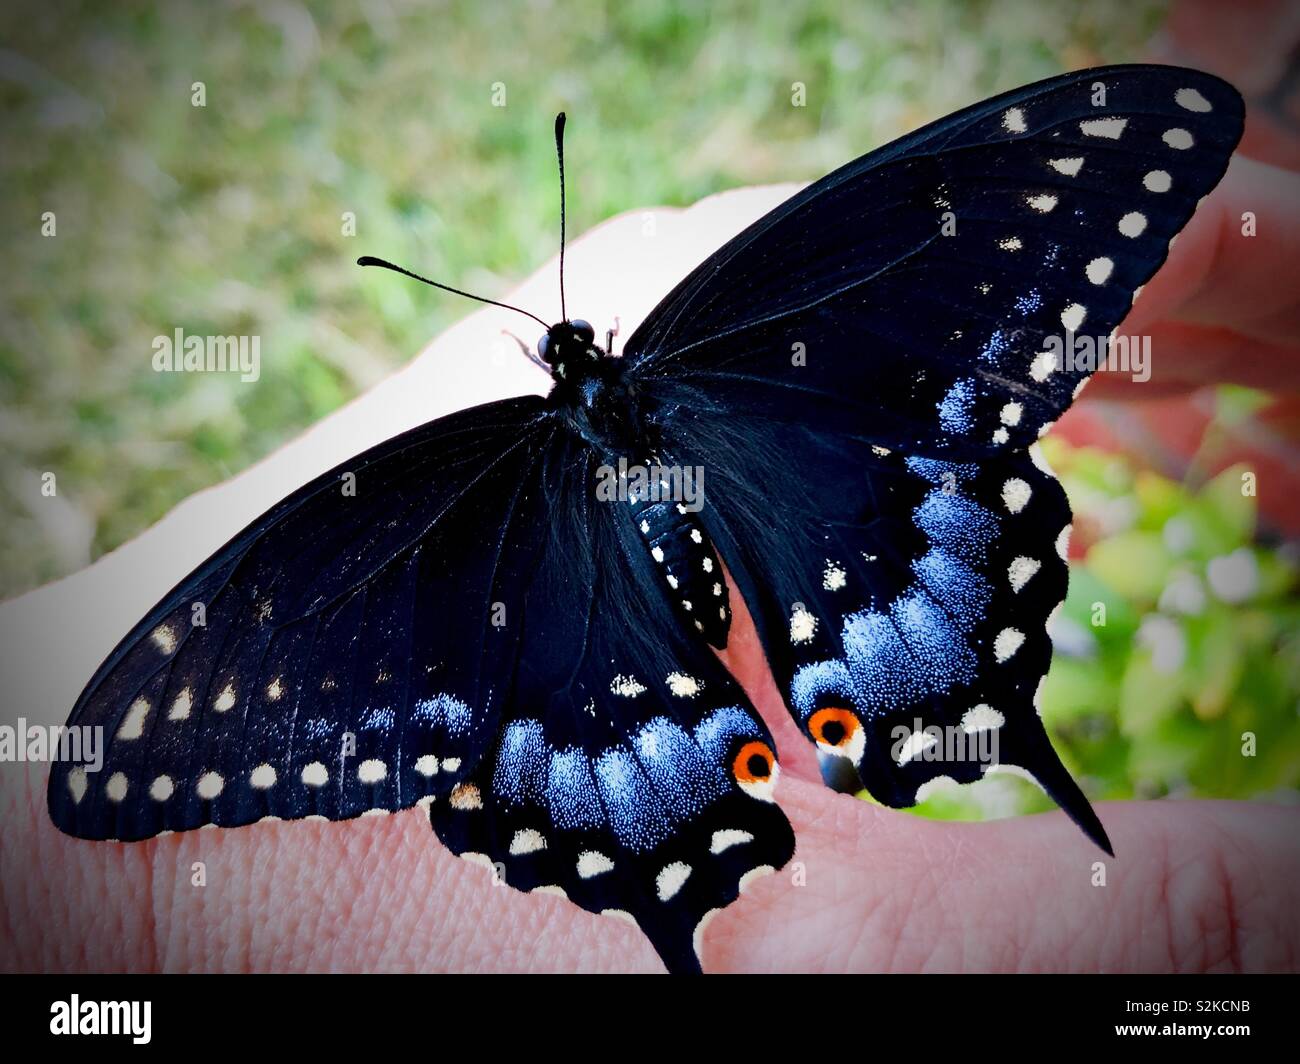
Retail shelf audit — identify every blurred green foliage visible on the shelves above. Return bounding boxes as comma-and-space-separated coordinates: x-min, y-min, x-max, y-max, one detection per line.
2, 1, 1295, 811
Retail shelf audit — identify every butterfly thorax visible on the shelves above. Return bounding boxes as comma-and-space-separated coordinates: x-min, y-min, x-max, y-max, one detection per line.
541, 320, 732, 649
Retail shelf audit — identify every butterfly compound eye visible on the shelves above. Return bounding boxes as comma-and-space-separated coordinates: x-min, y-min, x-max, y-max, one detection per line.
569, 319, 595, 343
537, 333, 551, 361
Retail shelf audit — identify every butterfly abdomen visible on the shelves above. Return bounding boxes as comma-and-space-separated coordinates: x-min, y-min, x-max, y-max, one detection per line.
628, 489, 731, 649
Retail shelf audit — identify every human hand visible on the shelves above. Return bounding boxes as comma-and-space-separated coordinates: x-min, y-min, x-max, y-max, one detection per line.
1, 182, 1297, 973
1088, 154, 1300, 398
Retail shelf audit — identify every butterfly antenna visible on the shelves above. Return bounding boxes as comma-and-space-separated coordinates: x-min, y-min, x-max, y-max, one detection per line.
356, 256, 550, 330
555, 111, 568, 322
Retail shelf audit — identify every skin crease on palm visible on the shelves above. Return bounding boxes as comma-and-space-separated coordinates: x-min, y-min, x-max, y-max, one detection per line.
1, 157, 1298, 975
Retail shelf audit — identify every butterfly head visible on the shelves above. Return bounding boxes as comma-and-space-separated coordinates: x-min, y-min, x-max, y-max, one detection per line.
538, 319, 598, 371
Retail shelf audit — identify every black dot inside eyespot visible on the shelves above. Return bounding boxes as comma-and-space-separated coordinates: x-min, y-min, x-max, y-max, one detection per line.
747, 753, 769, 778
820, 720, 846, 745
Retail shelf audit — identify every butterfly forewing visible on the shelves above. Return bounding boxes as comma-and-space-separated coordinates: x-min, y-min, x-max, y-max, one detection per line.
48, 397, 553, 840
627, 65, 1243, 457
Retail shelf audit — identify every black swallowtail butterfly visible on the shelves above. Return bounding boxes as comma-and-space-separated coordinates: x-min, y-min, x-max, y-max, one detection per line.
49, 65, 1243, 973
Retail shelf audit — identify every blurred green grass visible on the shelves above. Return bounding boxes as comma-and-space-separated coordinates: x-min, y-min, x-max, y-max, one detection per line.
4, 1, 1295, 812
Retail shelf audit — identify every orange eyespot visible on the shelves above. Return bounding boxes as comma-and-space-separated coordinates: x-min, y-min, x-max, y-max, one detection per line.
732, 740, 775, 784
809, 707, 859, 748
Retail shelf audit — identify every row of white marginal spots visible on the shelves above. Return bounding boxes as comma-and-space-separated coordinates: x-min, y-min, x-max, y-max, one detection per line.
69, 640, 474, 811
999, 85, 1212, 401
465, 822, 769, 918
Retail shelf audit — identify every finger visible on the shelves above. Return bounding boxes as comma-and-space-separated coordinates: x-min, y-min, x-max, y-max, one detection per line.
1127, 155, 1300, 349
704, 779, 1300, 973
1083, 321, 1300, 397
11, 750, 1297, 973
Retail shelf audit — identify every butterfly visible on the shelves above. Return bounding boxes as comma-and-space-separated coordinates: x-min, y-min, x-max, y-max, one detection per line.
49, 65, 1243, 973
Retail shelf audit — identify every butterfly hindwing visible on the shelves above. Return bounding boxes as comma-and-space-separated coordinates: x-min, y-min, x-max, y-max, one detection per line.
48, 396, 553, 840
627, 65, 1243, 457
657, 405, 1108, 849
430, 436, 795, 973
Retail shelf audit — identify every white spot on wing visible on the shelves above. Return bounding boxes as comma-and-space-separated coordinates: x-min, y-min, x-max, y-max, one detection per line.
1163, 127, 1194, 150
67, 768, 88, 804
789, 605, 817, 644
739, 865, 776, 893
578, 851, 614, 878
611, 674, 646, 697
1061, 302, 1087, 331
1028, 443, 1055, 476
1144, 169, 1172, 193
1175, 87, 1212, 112
1030, 351, 1058, 382
1048, 156, 1084, 176
998, 236, 1022, 251
710, 829, 754, 854
1086, 257, 1113, 285
983, 762, 1047, 794
666, 672, 701, 698
656, 861, 692, 901
1056, 524, 1072, 559
105, 772, 128, 802
1003, 107, 1027, 133
249, 763, 277, 789
693, 907, 722, 962
150, 774, 174, 801
822, 560, 847, 591
1119, 211, 1147, 238
510, 828, 547, 855
214, 684, 236, 712
961, 704, 1006, 732
415, 754, 439, 777
896, 729, 938, 765
994, 628, 1026, 662
151, 625, 177, 654
1026, 193, 1057, 213
1008, 555, 1041, 592
1002, 477, 1031, 513
197, 771, 224, 800
301, 762, 328, 787
357, 759, 386, 784
117, 698, 150, 741
1000, 402, 1022, 426
168, 687, 193, 721
1080, 117, 1127, 139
